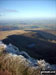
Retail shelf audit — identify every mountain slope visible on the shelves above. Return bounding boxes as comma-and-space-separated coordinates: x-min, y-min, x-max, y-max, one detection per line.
0, 41, 56, 75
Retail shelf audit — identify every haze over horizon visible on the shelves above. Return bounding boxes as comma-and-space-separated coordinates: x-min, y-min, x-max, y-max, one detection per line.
0, 0, 56, 22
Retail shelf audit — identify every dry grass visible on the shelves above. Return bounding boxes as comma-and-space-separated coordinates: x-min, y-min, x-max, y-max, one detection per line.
0, 30, 29, 40
0, 70, 11, 75
0, 53, 40, 75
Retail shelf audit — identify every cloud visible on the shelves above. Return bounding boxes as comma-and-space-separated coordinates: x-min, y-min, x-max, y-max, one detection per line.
4, 8, 18, 12
0, 8, 18, 13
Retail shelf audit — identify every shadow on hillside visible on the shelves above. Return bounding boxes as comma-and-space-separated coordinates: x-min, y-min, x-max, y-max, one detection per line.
25, 30, 56, 40
2, 30, 56, 64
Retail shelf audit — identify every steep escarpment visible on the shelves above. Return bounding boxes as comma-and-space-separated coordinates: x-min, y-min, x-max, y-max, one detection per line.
0, 41, 56, 75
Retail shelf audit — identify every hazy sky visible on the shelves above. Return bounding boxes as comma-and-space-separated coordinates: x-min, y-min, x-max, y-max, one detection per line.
0, 0, 56, 21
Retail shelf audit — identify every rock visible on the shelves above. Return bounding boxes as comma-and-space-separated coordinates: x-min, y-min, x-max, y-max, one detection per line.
37, 60, 51, 70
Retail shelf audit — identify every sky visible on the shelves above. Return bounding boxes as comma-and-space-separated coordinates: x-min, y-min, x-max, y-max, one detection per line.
0, 0, 56, 21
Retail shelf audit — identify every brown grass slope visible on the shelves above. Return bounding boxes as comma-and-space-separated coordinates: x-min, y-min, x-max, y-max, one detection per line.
0, 46, 40, 75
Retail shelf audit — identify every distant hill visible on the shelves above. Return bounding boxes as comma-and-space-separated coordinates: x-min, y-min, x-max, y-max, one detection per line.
0, 25, 19, 31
